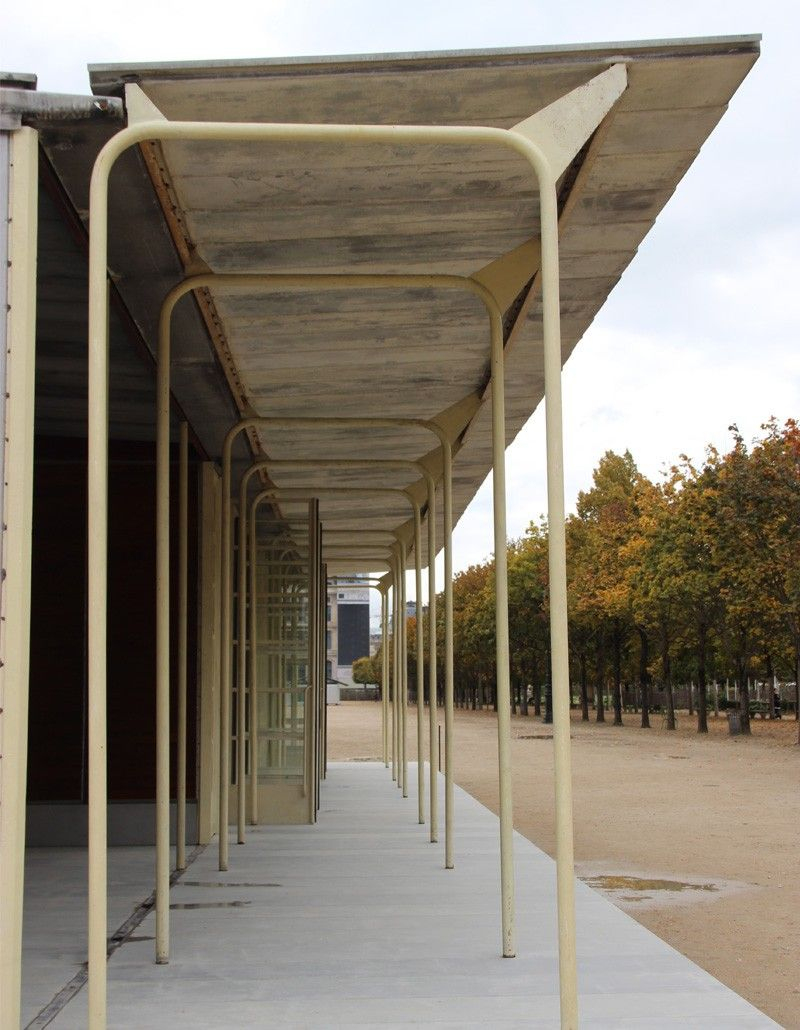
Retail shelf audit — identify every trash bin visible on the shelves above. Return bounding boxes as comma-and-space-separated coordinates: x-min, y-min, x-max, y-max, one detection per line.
727, 709, 742, 735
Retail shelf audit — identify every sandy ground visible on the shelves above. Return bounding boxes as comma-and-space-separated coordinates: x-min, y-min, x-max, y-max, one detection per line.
327, 701, 799, 1028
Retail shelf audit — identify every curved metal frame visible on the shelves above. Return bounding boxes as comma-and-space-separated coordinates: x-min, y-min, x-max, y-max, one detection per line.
248, 485, 417, 820
87, 117, 577, 1026
234, 456, 434, 844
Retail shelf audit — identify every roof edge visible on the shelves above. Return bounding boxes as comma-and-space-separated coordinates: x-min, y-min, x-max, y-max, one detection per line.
88, 34, 761, 94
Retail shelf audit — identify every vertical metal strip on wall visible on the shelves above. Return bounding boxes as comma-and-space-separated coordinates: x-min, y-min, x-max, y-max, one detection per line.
0, 125, 38, 1030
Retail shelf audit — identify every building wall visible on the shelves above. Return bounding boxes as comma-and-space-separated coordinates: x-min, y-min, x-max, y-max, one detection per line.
328, 580, 370, 686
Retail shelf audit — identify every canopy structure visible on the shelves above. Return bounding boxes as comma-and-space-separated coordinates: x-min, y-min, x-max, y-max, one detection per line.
0, 35, 759, 1030
29, 35, 758, 571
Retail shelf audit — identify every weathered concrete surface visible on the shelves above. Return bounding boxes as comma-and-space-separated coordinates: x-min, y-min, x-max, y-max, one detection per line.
26, 762, 775, 1027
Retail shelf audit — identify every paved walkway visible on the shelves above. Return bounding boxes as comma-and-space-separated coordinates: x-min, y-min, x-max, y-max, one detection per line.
25, 763, 776, 1028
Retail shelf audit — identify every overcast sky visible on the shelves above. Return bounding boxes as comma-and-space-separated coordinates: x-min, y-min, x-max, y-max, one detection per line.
4, 1, 799, 604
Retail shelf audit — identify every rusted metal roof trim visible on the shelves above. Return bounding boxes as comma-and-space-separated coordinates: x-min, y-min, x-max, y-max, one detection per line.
0, 86, 122, 130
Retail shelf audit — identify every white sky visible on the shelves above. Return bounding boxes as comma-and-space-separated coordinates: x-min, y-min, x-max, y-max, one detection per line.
4, 1, 799, 613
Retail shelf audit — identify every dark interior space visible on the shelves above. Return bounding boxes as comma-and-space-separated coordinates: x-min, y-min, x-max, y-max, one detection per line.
27, 437, 200, 803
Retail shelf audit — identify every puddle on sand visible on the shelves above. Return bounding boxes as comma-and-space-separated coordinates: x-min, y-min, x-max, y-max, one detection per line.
583, 875, 719, 895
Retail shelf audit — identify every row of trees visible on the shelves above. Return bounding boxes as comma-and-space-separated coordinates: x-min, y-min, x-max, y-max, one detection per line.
360, 420, 800, 738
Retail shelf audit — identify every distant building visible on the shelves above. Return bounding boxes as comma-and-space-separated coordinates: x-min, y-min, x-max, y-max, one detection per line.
326, 576, 370, 699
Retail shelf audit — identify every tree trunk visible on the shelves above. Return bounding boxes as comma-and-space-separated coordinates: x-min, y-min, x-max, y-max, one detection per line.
737, 658, 751, 735
766, 655, 775, 720
639, 627, 651, 729
520, 672, 529, 716
662, 637, 676, 731
532, 653, 541, 717
795, 650, 800, 743
697, 624, 709, 733
543, 660, 553, 724
579, 651, 589, 721
595, 639, 606, 723
794, 647, 800, 731
612, 622, 623, 726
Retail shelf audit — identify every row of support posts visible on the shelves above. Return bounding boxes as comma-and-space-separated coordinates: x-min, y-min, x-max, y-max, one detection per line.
84, 113, 585, 1030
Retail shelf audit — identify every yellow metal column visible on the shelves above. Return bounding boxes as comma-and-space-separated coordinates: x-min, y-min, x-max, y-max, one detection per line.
441, 440, 455, 869
197, 465, 222, 846
217, 432, 237, 873
427, 497, 438, 843
380, 586, 389, 768
539, 167, 579, 1026
176, 422, 189, 870
488, 302, 515, 956
391, 564, 399, 785
88, 148, 113, 1025
249, 494, 259, 825
412, 501, 425, 824
237, 477, 248, 843
399, 537, 408, 800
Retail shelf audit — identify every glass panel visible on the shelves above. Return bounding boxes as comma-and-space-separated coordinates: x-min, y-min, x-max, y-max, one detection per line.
252, 514, 310, 785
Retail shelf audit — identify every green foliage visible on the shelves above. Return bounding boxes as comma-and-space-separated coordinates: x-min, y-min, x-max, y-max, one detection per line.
352, 654, 380, 686
444, 422, 800, 733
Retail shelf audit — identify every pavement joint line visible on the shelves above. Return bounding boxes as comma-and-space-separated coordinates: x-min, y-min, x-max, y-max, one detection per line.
24, 843, 206, 1029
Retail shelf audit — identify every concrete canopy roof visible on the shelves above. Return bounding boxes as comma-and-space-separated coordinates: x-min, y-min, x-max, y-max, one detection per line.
56, 38, 762, 572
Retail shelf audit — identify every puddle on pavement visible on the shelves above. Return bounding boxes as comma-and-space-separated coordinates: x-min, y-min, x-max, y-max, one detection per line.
516, 734, 554, 740
170, 900, 252, 910
182, 881, 281, 888
577, 865, 757, 912
583, 875, 719, 895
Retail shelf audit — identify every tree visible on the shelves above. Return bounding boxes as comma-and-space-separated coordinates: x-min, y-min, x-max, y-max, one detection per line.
451, 560, 494, 708
572, 451, 646, 725
508, 523, 550, 717
352, 654, 381, 689
629, 481, 681, 730
664, 454, 724, 733
717, 421, 800, 736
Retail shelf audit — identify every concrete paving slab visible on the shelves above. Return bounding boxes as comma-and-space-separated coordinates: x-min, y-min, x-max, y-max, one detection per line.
24, 763, 777, 1028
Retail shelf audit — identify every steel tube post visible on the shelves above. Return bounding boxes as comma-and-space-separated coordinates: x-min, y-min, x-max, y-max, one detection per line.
154, 295, 170, 962
249, 495, 259, 825
237, 475, 249, 843
399, 538, 408, 799
389, 564, 395, 778
413, 503, 425, 823
442, 439, 455, 869
176, 422, 189, 871
381, 587, 389, 767
488, 302, 515, 956
540, 173, 579, 1026
218, 458, 232, 871
427, 492, 438, 843
88, 151, 110, 1030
